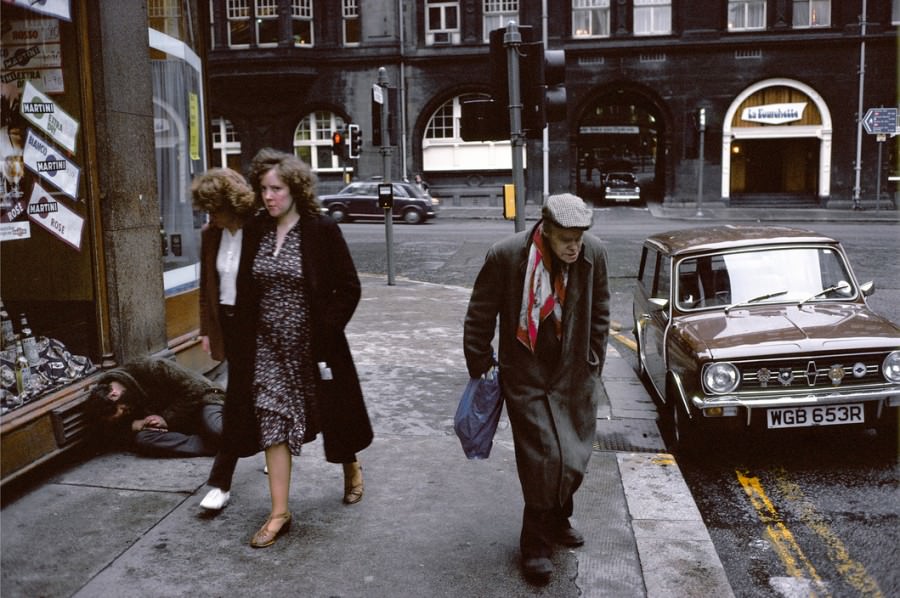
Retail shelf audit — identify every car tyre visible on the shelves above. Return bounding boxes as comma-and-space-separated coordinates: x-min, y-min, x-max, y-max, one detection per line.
668, 393, 700, 456
402, 208, 424, 224
329, 206, 349, 223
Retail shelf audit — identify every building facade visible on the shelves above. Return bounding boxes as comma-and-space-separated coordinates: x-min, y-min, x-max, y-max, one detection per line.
205, 0, 898, 209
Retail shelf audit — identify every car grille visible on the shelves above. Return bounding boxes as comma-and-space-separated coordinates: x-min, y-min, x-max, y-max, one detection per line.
737, 352, 888, 392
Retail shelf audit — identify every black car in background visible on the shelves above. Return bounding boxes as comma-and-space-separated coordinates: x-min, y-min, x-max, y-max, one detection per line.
319, 181, 439, 224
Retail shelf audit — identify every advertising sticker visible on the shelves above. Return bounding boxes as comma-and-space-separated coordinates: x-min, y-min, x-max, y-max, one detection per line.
23, 128, 80, 199
20, 80, 78, 153
27, 181, 83, 250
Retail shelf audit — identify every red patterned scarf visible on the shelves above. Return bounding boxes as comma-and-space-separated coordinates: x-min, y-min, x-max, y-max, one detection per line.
517, 223, 567, 353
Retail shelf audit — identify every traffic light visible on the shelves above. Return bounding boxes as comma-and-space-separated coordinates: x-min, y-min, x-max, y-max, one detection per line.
522, 45, 567, 138
347, 123, 361, 158
331, 129, 345, 157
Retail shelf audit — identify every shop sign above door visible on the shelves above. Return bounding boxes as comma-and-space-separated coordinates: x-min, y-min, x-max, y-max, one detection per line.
741, 102, 807, 125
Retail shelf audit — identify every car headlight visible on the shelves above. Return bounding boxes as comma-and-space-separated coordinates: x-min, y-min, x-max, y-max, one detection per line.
702, 362, 740, 394
883, 351, 900, 382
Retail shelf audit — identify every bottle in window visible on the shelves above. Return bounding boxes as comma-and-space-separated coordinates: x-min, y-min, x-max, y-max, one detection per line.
14, 335, 33, 396
19, 314, 40, 366
0, 300, 13, 349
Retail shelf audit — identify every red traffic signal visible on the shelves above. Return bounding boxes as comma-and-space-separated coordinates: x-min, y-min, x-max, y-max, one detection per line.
332, 130, 346, 156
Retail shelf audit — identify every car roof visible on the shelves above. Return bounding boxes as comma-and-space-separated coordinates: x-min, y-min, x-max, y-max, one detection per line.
644, 225, 839, 257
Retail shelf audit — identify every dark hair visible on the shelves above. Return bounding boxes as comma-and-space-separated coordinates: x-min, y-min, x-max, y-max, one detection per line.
247, 148, 320, 217
83, 384, 137, 448
191, 167, 260, 218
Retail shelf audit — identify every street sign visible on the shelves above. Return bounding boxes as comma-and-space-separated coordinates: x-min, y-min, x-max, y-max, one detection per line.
862, 107, 898, 135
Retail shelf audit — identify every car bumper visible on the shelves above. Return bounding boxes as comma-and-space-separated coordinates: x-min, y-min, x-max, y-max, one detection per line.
691, 386, 900, 411
605, 192, 641, 202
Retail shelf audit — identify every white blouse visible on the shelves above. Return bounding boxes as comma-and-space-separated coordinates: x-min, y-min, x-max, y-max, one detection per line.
216, 228, 242, 306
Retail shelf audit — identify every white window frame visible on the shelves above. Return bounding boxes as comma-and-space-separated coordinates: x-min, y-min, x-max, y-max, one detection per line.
728, 0, 766, 31
292, 0, 314, 46
225, 0, 251, 48
342, 0, 360, 46
483, 0, 518, 42
426, 1, 461, 45
211, 118, 241, 168
255, 0, 279, 47
422, 95, 515, 172
293, 111, 347, 172
572, 0, 610, 39
894, 0, 900, 25
634, 0, 671, 36
792, 0, 831, 28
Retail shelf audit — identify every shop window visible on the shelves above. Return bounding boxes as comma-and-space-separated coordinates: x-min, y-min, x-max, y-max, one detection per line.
343, 0, 361, 46
426, 1, 461, 45
634, 0, 671, 36
255, 0, 279, 46
728, 0, 766, 31
292, 0, 314, 46
293, 112, 347, 171
572, 0, 610, 38
149, 0, 185, 39
149, 28, 206, 297
792, 0, 830, 28
894, 0, 900, 25
483, 0, 518, 42
1, 4, 99, 409
211, 118, 242, 171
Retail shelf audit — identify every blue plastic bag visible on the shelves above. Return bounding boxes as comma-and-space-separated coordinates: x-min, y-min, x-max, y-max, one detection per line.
453, 367, 502, 459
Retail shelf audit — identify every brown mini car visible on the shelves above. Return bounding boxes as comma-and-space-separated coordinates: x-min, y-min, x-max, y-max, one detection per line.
633, 225, 900, 451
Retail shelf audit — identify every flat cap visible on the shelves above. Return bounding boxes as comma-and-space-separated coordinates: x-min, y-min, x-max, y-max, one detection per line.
542, 193, 593, 229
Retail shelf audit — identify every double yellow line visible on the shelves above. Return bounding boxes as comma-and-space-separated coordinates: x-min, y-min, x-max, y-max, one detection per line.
736, 469, 883, 597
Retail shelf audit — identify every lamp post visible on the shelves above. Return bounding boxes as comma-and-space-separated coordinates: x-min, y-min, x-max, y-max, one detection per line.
695, 107, 706, 217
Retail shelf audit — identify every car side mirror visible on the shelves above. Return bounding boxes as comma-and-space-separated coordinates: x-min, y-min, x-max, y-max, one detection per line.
859, 281, 875, 297
649, 297, 669, 311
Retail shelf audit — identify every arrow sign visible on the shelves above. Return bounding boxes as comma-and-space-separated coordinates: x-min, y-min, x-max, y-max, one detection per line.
862, 107, 898, 135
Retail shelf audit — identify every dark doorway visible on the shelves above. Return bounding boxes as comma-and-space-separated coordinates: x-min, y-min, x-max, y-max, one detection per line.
731, 138, 819, 195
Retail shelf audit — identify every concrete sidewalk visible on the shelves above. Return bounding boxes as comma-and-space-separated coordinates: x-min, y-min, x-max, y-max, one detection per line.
0, 275, 733, 598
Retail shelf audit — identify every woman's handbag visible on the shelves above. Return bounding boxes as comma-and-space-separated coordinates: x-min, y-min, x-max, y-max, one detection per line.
453, 366, 502, 459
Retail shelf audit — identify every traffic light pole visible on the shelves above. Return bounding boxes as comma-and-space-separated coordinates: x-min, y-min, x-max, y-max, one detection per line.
504, 23, 527, 233
378, 67, 395, 285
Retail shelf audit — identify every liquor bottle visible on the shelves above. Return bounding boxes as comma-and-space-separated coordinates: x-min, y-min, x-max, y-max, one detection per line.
0, 300, 13, 349
19, 314, 40, 366
14, 335, 33, 396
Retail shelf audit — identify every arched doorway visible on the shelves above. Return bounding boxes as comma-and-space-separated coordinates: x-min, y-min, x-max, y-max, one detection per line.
722, 79, 832, 203
575, 86, 666, 202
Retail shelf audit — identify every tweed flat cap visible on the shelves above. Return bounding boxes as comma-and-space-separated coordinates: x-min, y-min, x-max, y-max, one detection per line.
542, 193, 593, 229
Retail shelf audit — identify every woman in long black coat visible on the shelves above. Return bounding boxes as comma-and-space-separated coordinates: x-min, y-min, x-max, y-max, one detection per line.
223, 148, 372, 548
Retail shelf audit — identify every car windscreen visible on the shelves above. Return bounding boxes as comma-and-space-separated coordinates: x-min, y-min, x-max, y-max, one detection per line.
675, 246, 854, 310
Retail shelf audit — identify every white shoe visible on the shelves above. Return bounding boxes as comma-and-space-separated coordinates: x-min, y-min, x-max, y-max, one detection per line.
264, 465, 268, 474
200, 488, 230, 510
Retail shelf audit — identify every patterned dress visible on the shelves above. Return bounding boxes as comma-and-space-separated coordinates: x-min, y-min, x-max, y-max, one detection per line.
251, 223, 319, 455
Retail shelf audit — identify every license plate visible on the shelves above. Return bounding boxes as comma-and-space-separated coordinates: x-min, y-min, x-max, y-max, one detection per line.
767, 404, 864, 429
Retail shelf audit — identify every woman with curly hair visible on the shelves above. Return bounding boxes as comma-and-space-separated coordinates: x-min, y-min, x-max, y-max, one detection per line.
225, 148, 372, 548
191, 167, 261, 511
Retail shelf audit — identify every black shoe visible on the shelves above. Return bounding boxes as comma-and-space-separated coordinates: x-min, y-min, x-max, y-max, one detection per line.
549, 521, 585, 547
521, 555, 553, 584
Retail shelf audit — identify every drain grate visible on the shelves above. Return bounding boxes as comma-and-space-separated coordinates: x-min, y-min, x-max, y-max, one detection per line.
593, 418, 666, 453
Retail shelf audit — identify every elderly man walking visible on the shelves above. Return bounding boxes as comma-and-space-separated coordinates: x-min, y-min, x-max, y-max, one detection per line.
463, 193, 610, 584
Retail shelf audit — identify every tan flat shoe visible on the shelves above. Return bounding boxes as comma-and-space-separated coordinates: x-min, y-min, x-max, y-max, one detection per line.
343, 461, 364, 505
249, 512, 292, 548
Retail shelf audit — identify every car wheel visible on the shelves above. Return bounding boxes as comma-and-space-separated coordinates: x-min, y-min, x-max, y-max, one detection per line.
329, 206, 349, 223
668, 391, 700, 455
403, 208, 424, 224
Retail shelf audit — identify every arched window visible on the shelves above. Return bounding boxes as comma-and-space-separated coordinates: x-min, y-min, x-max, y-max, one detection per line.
423, 94, 513, 172
293, 111, 347, 171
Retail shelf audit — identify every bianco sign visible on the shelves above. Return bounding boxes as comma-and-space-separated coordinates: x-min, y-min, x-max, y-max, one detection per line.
23, 129, 81, 199
741, 102, 807, 125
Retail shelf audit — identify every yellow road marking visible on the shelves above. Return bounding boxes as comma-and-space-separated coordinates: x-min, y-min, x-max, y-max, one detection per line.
609, 320, 637, 352
773, 468, 883, 597
736, 469, 829, 597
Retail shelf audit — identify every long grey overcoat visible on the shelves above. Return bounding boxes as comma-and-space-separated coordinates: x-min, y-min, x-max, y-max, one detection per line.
463, 219, 610, 510
222, 212, 373, 461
